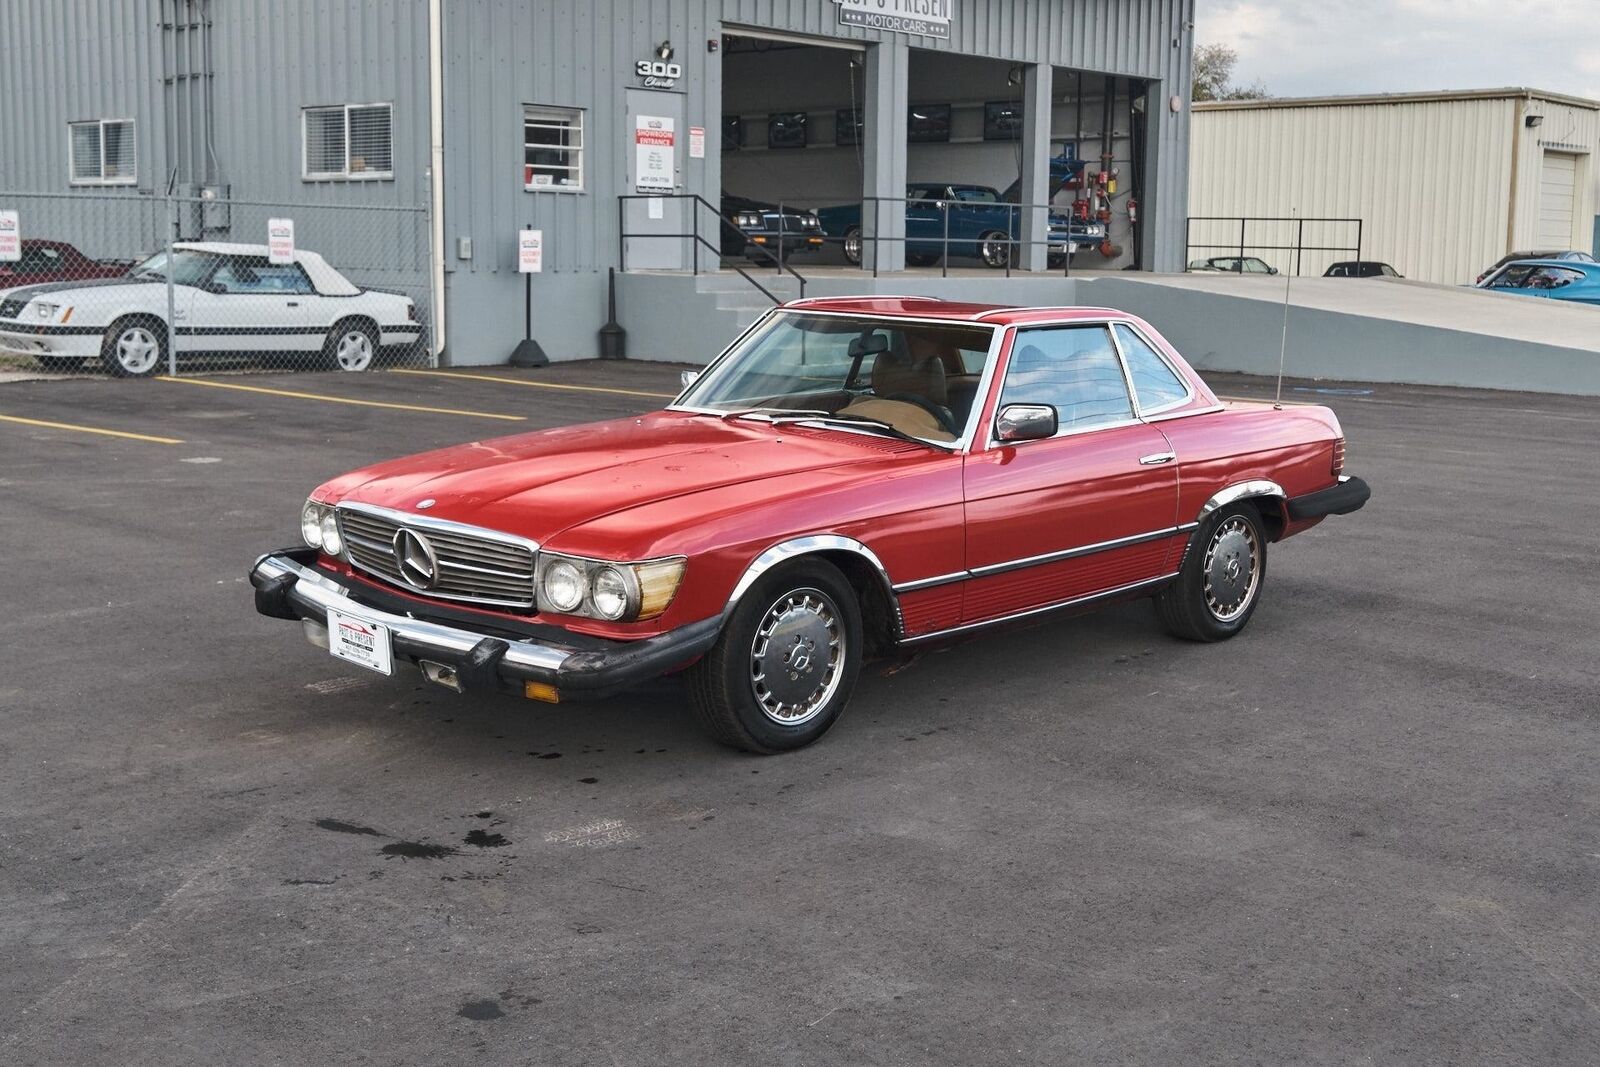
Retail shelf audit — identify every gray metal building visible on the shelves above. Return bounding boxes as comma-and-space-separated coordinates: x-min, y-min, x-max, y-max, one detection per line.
1, 0, 1197, 366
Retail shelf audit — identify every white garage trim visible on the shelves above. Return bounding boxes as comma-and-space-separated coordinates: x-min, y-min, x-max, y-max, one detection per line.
722, 24, 866, 51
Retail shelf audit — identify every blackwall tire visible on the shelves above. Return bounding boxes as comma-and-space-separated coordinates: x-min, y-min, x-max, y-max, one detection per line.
101, 317, 167, 378
324, 319, 379, 372
979, 231, 1011, 269
683, 559, 863, 754
1154, 502, 1268, 642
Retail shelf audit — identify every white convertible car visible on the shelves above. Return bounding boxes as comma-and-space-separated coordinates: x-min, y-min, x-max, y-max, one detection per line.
0, 242, 423, 376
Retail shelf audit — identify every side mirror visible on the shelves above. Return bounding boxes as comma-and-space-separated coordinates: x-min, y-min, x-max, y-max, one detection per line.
679, 370, 699, 389
995, 403, 1057, 442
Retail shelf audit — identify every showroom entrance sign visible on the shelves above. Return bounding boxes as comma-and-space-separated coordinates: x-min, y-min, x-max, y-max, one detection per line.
0, 210, 18, 261
634, 116, 676, 191
834, 0, 952, 39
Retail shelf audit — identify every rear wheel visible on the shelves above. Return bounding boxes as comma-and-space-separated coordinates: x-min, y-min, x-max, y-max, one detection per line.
684, 559, 863, 753
323, 319, 378, 372
979, 230, 1012, 269
1154, 503, 1268, 641
101, 317, 166, 378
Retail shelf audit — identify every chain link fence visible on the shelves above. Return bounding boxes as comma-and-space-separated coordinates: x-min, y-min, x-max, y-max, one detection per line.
0, 190, 433, 377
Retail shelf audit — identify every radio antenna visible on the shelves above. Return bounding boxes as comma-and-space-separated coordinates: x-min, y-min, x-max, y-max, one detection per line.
1274, 211, 1295, 409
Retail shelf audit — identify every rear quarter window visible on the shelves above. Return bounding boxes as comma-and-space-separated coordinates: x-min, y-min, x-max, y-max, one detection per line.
1114, 324, 1189, 412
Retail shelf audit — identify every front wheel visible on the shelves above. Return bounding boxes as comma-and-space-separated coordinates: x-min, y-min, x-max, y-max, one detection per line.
684, 559, 863, 753
842, 227, 863, 266
101, 318, 166, 378
1154, 503, 1268, 641
324, 320, 378, 372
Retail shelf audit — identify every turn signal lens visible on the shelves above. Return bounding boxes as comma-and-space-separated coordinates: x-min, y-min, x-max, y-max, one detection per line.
524, 681, 561, 704
1332, 438, 1346, 477
635, 558, 687, 619
300, 500, 325, 548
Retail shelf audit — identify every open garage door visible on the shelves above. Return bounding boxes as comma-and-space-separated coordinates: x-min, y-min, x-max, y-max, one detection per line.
1537, 151, 1578, 249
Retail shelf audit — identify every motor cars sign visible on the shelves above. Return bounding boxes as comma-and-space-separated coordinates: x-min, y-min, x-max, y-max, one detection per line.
518, 229, 543, 273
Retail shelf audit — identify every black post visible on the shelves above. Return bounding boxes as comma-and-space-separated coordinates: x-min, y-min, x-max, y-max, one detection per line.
1296, 218, 1304, 276
1239, 217, 1247, 265
941, 200, 949, 278
509, 222, 550, 367
598, 266, 626, 360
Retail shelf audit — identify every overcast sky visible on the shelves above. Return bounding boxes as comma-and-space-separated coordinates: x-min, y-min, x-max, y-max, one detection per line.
1195, 1, 1600, 102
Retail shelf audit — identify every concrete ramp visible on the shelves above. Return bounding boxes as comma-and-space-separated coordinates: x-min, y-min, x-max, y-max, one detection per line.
1079, 274, 1600, 396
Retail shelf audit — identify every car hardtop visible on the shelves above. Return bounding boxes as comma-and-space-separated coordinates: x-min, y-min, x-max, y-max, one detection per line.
1483, 258, 1600, 282
166, 241, 364, 296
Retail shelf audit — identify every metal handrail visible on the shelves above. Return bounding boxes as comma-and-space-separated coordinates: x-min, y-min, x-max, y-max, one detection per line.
1185, 216, 1364, 276
618, 193, 806, 304
857, 194, 1089, 279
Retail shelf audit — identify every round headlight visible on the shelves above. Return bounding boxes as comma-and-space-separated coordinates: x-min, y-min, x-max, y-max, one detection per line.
319, 512, 344, 557
542, 559, 585, 613
590, 566, 630, 621
301, 501, 324, 548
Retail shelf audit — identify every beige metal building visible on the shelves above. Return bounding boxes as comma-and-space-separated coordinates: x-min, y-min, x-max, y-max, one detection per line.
1188, 88, 1600, 284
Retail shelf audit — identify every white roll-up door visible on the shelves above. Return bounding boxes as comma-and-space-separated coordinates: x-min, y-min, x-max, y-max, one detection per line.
1537, 152, 1578, 249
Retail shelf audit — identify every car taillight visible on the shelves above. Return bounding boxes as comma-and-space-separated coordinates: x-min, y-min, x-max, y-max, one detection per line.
1332, 438, 1345, 477
407, 303, 418, 322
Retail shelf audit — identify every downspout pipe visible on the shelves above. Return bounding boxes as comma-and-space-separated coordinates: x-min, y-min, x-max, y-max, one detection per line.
428, 0, 448, 364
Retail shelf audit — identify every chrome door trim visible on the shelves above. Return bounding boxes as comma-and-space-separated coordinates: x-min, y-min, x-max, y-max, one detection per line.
890, 523, 1197, 593
899, 573, 1179, 645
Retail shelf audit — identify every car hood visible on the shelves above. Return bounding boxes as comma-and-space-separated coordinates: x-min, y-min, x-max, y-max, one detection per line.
0, 276, 162, 305
319, 410, 928, 549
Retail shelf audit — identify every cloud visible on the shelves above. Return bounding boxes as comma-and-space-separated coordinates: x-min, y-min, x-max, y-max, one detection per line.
1196, 0, 1600, 101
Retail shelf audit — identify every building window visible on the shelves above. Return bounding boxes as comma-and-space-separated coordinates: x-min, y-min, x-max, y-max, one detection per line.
302, 103, 393, 180
69, 119, 136, 185
524, 106, 583, 191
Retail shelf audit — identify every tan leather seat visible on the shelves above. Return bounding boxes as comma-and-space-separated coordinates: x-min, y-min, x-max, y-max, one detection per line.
838, 346, 956, 441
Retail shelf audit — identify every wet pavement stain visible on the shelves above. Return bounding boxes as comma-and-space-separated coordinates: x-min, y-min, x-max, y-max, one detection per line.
316, 818, 383, 836
381, 841, 458, 859
457, 998, 505, 1021
464, 829, 510, 848
579, 777, 598, 784
283, 876, 340, 886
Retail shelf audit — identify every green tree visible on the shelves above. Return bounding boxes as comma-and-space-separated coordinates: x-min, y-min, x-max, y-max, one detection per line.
1192, 43, 1268, 101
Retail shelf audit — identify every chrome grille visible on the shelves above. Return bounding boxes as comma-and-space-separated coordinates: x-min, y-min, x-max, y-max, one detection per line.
336, 504, 538, 610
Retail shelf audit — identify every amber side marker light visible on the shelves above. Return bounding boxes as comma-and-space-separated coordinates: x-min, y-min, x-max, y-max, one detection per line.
524, 682, 561, 704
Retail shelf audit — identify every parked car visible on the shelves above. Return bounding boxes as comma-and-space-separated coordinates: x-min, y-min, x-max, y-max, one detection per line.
1476, 259, 1600, 306
0, 239, 133, 288
1324, 261, 1402, 278
0, 242, 422, 376
818, 183, 1105, 268
1188, 256, 1278, 275
250, 297, 1371, 753
1474, 249, 1597, 285
720, 194, 824, 260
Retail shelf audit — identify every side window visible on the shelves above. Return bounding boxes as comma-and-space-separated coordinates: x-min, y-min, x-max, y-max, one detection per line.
1527, 267, 1581, 289
212, 258, 313, 294
17, 246, 62, 275
1114, 324, 1190, 412
1000, 325, 1133, 432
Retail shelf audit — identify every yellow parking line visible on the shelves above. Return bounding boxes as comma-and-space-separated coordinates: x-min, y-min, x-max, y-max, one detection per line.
391, 367, 676, 400
0, 413, 185, 445
157, 376, 526, 421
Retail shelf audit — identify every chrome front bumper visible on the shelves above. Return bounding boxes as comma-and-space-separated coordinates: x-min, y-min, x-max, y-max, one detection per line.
249, 549, 721, 700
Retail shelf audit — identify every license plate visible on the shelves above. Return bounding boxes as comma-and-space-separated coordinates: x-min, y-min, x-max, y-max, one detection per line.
327, 607, 393, 676
1068, 242, 1079, 254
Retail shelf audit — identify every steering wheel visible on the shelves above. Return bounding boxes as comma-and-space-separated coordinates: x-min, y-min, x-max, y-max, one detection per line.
879, 392, 960, 435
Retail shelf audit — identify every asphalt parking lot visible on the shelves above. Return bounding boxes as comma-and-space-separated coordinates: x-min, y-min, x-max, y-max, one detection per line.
2, 360, 1597, 1065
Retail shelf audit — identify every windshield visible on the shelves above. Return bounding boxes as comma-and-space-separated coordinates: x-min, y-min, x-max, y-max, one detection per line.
950, 187, 1000, 203
676, 311, 998, 445
131, 249, 220, 286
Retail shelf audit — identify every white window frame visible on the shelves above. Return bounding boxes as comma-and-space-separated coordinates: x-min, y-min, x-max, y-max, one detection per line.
523, 105, 584, 193
301, 102, 394, 181
68, 118, 137, 186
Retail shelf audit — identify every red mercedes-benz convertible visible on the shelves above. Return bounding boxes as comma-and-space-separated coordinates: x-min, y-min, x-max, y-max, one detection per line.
251, 297, 1369, 752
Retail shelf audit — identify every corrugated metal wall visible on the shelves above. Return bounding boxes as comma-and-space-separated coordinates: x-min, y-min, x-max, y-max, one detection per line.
1189, 97, 1523, 284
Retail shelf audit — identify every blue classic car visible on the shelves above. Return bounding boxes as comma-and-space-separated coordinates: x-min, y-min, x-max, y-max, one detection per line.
816, 165, 1106, 269
1478, 259, 1600, 306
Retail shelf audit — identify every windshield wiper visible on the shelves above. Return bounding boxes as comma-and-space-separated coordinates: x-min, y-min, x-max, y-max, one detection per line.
767, 411, 952, 449
716, 406, 834, 422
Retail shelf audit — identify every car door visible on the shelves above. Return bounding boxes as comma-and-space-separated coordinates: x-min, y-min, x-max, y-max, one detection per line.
904, 186, 944, 257
961, 323, 1181, 624
188, 255, 323, 351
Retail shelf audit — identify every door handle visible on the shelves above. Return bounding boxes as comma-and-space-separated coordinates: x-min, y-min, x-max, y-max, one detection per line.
1139, 451, 1176, 465
286, 301, 300, 307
